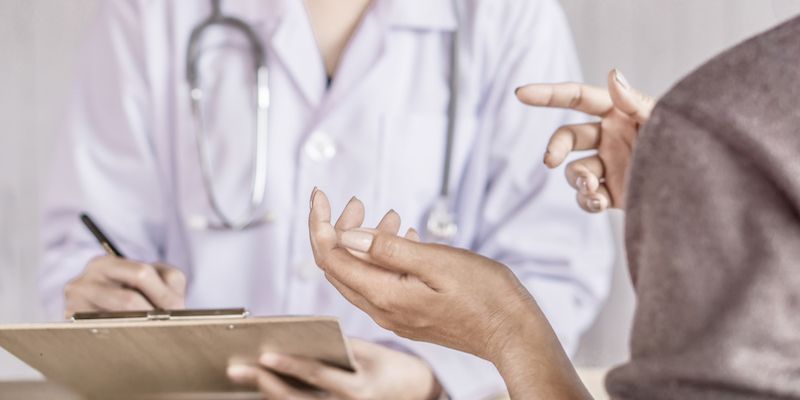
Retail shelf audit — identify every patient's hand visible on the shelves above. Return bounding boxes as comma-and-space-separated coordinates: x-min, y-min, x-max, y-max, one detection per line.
516, 69, 655, 212
307, 189, 591, 399
308, 189, 528, 360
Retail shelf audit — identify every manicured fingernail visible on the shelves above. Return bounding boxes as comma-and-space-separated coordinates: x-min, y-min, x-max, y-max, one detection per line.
227, 364, 255, 381
260, 353, 281, 367
340, 229, 374, 253
614, 68, 630, 90
310, 187, 319, 210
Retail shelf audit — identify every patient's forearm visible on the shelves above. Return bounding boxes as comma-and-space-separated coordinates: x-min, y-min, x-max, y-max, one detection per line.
490, 304, 593, 400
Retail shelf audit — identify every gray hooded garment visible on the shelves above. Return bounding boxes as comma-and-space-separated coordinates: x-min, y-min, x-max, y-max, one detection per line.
605, 15, 800, 400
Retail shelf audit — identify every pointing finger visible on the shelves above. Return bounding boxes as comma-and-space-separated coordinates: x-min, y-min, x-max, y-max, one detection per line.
517, 82, 614, 116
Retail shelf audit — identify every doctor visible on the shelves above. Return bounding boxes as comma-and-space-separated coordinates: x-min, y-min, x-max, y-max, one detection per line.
40, 0, 612, 398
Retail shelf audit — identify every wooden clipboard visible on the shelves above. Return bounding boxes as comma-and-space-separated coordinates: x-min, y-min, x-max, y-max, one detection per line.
0, 309, 355, 398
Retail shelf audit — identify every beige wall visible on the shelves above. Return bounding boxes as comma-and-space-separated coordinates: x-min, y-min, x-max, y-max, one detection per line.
1, 0, 798, 379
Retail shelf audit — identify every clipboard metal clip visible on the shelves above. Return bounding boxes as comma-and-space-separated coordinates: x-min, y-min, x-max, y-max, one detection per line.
71, 308, 250, 322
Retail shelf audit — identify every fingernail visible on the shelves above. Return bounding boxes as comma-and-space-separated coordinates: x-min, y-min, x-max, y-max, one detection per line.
587, 198, 603, 212
227, 364, 255, 381
340, 229, 374, 253
543, 151, 551, 165
576, 177, 588, 191
347, 195, 360, 206
310, 187, 319, 210
614, 68, 630, 90
260, 353, 281, 368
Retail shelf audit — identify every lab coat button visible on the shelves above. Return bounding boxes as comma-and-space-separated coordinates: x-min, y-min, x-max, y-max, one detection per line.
304, 132, 337, 162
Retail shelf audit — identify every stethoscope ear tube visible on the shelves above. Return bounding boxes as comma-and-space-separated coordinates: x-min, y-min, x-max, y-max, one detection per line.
186, 1, 268, 90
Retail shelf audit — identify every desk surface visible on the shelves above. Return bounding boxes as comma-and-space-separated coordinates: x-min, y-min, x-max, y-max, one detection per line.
0, 369, 608, 400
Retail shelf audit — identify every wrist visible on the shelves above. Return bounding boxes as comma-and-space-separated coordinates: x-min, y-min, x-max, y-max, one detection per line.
489, 302, 592, 400
486, 301, 545, 370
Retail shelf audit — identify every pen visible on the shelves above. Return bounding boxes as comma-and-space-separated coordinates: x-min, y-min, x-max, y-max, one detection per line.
80, 213, 126, 258
80, 212, 163, 310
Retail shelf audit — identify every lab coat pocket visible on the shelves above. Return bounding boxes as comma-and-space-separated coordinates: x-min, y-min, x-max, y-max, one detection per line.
378, 113, 476, 224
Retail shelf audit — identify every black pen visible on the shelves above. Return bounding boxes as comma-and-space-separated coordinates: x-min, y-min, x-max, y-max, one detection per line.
80, 213, 126, 258
80, 213, 161, 310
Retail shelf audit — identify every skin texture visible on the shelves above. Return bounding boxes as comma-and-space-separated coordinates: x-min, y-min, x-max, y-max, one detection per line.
516, 69, 655, 212
63, 256, 186, 318
308, 190, 590, 399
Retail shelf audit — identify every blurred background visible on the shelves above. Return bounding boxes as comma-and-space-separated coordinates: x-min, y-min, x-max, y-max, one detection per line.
1, 0, 799, 380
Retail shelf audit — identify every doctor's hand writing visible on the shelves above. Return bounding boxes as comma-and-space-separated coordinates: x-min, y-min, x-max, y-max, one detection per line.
63, 256, 186, 318
517, 69, 655, 212
307, 189, 590, 400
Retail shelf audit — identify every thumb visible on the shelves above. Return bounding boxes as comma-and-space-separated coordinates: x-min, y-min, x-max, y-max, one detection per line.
608, 69, 656, 124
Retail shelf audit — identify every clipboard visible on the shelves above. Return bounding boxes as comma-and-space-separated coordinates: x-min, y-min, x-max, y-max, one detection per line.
0, 309, 355, 398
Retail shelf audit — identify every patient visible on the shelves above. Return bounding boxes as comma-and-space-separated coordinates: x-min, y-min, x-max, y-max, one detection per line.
232, 15, 800, 399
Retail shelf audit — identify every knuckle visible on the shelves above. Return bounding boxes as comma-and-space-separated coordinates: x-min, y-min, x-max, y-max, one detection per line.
303, 368, 320, 385
372, 235, 400, 260
371, 295, 394, 311
165, 268, 187, 290
134, 264, 156, 285
63, 281, 79, 298
566, 84, 583, 108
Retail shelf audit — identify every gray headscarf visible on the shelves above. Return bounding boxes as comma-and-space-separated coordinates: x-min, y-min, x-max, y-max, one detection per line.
605, 15, 800, 400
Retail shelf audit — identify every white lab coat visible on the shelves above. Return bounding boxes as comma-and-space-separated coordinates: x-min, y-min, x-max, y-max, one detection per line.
39, 0, 614, 398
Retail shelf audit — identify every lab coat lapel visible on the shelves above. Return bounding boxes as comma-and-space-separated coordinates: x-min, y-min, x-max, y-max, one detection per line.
318, 0, 391, 115
266, 0, 327, 107
319, 0, 456, 115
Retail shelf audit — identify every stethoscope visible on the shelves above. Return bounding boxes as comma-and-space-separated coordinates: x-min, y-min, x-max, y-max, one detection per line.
186, 0, 460, 242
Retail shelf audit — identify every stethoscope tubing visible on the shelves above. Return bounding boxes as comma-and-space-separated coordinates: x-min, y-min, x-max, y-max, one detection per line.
186, 0, 460, 240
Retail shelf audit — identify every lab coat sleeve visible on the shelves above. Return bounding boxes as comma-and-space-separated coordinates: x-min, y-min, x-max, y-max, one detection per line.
399, 1, 614, 398
38, 1, 172, 320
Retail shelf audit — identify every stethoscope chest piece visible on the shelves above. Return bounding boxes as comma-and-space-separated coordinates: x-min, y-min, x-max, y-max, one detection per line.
425, 197, 458, 243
